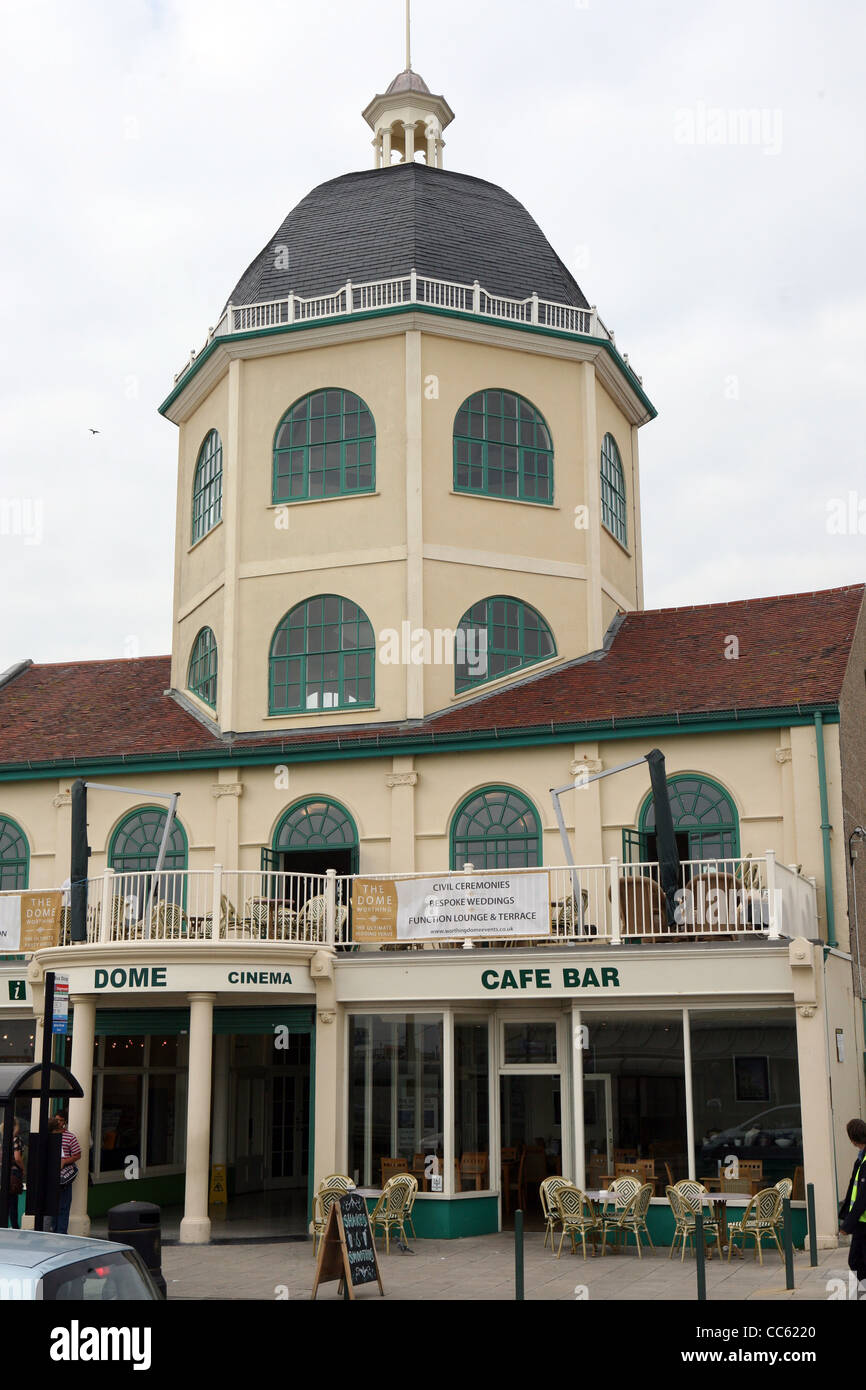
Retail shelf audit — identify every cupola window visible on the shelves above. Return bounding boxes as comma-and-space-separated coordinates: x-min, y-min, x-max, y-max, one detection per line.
454, 596, 556, 692
453, 390, 553, 503
269, 595, 375, 713
191, 430, 223, 543
273, 390, 375, 503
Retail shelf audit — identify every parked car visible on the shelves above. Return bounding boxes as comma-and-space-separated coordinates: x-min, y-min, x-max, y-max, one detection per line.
0, 1230, 163, 1300
698, 1105, 803, 1171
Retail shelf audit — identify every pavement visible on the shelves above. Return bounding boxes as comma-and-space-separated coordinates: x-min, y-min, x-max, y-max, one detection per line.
161, 1232, 859, 1301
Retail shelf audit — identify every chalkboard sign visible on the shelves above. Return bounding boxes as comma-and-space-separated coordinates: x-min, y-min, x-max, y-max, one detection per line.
311, 1190, 384, 1301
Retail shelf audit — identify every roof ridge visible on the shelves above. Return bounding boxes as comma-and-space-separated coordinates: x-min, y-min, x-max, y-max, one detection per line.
628, 583, 866, 620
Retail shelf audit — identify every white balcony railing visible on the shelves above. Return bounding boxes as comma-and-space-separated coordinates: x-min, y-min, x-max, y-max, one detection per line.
173, 272, 621, 385
43, 854, 818, 951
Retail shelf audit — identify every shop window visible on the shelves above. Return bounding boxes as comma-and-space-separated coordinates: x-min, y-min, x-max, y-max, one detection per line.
453, 390, 553, 503
583, 1015, 687, 1185
191, 429, 223, 543
690, 1009, 802, 1186
93, 1033, 187, 1179
600, 432, 627, 545
454, 596, 556, 692
450, 786, 541, 869
273, 389, 375, 503
269, 595, 375, 714
0, 814, 29, 890
100, 1074, 143, 1173
0, 1018, 36, 1061
347, 1014, 443, 1188
455, 1021, 490, 1191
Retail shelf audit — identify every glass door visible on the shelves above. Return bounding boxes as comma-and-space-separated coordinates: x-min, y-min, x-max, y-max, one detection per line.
584, 1072, 613, 1189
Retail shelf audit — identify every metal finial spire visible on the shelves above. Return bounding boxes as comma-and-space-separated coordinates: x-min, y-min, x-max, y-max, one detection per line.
405, 0, 411, 70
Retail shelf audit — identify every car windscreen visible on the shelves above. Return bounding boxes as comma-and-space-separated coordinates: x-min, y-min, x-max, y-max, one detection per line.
41, 1249, 159, 1301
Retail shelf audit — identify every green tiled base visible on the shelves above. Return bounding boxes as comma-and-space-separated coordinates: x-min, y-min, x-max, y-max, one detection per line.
87, 1173, 186, 1218
363, 1194, 500, 1238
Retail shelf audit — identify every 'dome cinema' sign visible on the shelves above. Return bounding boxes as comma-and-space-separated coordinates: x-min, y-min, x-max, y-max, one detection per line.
351, 872, 551, 943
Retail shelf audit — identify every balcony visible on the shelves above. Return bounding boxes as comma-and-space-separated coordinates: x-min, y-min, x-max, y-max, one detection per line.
172, 271, 628, 387
51, 853, 816, 950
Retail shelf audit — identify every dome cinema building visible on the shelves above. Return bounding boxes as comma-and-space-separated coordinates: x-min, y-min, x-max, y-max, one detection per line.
1, 60, 865, 1251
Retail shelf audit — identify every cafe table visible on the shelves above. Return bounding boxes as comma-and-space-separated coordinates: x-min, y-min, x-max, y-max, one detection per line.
692, 1190, 753, 1253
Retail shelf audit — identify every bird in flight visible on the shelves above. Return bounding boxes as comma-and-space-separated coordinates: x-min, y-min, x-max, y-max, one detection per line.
89, 428, 100, 435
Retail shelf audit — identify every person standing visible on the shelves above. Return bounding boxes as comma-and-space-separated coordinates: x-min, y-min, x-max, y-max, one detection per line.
839, 1117, 866, 1295
8, 1122, 25, 1229
52, 1111, 81, 1235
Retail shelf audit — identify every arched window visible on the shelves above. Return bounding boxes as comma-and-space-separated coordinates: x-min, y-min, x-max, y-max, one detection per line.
627, 775, 740, 863
274, 799, 358, 853
269, 595, 375, 713
191, 430, 223, 543
453, 390, 553, 503
187, 627, 218, 709
0, 815, 29, 890
454, 596, 556, 693
450, 787, 541, 869
600, 432, 627, 546
109, 807, 188, 906
273, 390, 375, 503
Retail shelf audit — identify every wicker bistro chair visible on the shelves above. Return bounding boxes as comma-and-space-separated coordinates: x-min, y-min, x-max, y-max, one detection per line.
601, 1182, 654, 1257
239, 897, 270, 938
610, 875, 667, 937
540, 1177, 573, 1250
294, 895, 349, 943
369, 1174, 417, 1254
668, 1183, 722, 1261
727, 1188, 784, 1264
311, 1174, 356, 1255
149, 900, 187, 939
774, 1177, 793, 1200
197, 893, 237, 939
553, 1186, 601, 1259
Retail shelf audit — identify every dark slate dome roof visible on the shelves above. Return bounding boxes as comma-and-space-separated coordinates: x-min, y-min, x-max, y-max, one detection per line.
225, 163, 589, 312
386, 68, 430, 94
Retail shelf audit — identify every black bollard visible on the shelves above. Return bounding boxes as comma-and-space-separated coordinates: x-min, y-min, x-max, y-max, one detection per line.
806, 1183, 818, 1267
695, 1210, 707, 1301
515, 1209, 524, 1301
782, 1197, 795, 1290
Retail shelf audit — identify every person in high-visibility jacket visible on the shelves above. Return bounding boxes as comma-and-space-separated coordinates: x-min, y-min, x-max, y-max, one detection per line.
839, 1117, 866, 1287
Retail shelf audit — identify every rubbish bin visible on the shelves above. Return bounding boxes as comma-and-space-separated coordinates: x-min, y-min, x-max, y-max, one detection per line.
107, 1201, 166, 1297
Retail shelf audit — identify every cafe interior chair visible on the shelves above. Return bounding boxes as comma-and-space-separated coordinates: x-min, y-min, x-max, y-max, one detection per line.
614, 1148, 639, 1166
611, 875, 666, 937
663, 1161, 676, 1187
540, 1176, 572, 1250
738, 1159, 763, 1181
553, 1186, 601, 1260
792, 1166, 805, 1201
774, 1177, 793, 1200
457, 1151, 489, 1191
369, 1174, 417, 1254
720, 1176, 752, 1194
727, 1188, 784, 1264
601, 1182, 654, 1257
380, 1156, 410, 1188
522, 1144, 549, 1206
503, 1148, 526, 1214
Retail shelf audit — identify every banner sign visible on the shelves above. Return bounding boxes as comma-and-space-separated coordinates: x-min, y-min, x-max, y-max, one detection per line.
352, 872, 551, 942
52, 974, 69, 1035
0, 892, 62, 953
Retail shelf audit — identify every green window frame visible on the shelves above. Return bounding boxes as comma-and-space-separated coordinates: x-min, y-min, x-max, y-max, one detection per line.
455, 595, 556, 693
273, 389, 375, 503
191, 430, 223, 543
187, 627, 218, 709
450, 786, 542, 869
269, 594, 375, 714
108, 807, 189, 906
626, 775, 740, 862
453, 389, 553, 503
0, 814, 29, 890
274, 798, 358, 852
600, 432, 627, 546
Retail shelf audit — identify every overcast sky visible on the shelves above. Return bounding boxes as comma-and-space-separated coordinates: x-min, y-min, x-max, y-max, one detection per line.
1, 0, 864, 669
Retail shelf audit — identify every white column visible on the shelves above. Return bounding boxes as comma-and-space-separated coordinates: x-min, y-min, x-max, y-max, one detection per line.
386, 763, 418, 872
402, 121, 415, 162
381, 126, 392, 165
67, 996, 96, 1235
179, 993, 216, 1244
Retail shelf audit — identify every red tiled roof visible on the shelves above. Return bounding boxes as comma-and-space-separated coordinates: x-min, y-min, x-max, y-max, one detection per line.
0, 585, 862, 769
